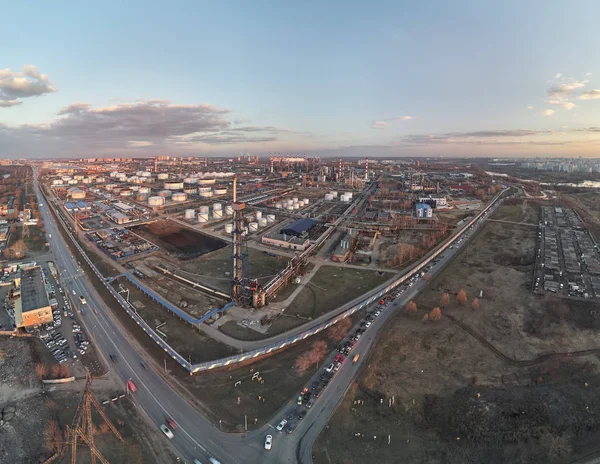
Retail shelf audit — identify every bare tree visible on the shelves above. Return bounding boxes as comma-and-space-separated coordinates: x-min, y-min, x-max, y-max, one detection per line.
471, 298, 480, 311
440, 293, 450, 307
35, 363, 48, 380
422, 313, 429, 323
59, 364, 71, 378
50, 364, 60, 379
456, 289, 468, 305
405, 300, 418, 315
327, 317, 352, 341
430, 307, 442, 322
294, 340, 329, 375
43, 419, 64, 454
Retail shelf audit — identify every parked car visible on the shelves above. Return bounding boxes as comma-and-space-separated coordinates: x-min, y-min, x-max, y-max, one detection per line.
325, 363, 335, 373
264, 434, 272, 450
160, 424, 174, 439
276, 419, 287, 432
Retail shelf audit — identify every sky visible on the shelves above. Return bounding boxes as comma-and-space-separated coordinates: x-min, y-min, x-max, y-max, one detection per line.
1, 0, 600, 159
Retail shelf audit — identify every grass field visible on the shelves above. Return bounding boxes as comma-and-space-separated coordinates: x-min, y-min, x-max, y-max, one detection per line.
314, 199, 600, 464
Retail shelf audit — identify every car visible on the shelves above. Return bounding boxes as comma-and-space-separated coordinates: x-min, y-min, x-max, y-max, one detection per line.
297, 396, 303, 405
109, 354, 117, 363
285, 423, 297, 434
72, 290, 76, 295
338, 355, 346, 364
306, 398, 315, 409
276, 419, 287, 432
286, 412, 295, 422
264, 434, 273, 450
334, 363, 341, 373
160, 424, 174, 439
166, 417, 176, 429
310, 381, 319, 390
365, 321, 372, 328
297, 411, 306, 420
325, 363, 335, 373
334, 354, 342, 363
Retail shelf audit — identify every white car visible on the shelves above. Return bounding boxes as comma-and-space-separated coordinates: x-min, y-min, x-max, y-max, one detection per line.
276, 419, 287, 432
72, 290, 76, 295
325, 363, 335, 373
160, 424, 174, 439
265, 434, 273, 450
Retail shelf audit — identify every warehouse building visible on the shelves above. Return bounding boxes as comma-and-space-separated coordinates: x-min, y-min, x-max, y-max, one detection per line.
415, 203, 433, 218
279, 218, 317, 238
10, 265, 53, 329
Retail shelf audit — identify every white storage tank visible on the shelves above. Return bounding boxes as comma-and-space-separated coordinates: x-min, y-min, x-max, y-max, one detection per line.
303, 198, 309, 205
148, 196, 165, 207
287, 205, 295, 211
184, 188, 197, 195
198, 213, 209, 223
330, 191, 338, 198
172, 192, 188, 202
158, 173, 169, 180
287, 199, 294, 206
141, 171, 151, 178
213, 209, 223, 219
292, 197, 299, 203
345, 192, 353, 198
255, 211, 263, 219
184, 177, 198, 184
249, 222, 258, 232
200, 191, 213, 198
139, 186, 151, 194
259, 218, 268, 227
198, 178, 216, 185
159, 190, 172, 198
267, 214, 275, 223
135, 171, 146, 177
294, 203, 300, 210
120, 190, 133, 197
165, 182, 184, 190
184, 209, 196, 219
214, 188, 228, 195
325, 193, 334, 201
198, 187, 212, 193
225, 205, 233, 216
224, 223, 233, 234
199, 206, 209, 214
213, 203, 222, 211
275, 203, 282, 209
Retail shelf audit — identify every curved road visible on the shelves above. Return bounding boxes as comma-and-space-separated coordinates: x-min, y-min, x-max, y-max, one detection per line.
34, 171, 506, 464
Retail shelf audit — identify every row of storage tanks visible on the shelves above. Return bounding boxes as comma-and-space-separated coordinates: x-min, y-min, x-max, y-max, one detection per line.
324, 191, 353, 202
274, 197, 310, 211
184, 203, 232, 223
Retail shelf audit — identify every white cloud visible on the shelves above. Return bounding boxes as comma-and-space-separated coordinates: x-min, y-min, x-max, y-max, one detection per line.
544, 109, 555, 116
0, 65, 56, 108
128, 140, 154, 147
555, 73, 563, 79
585, 72, 592, 77
527, 105, 534, 110
548, 80, 586, 99
561, 102, 576, 110
370, 116, 413, 129
579, 89, 600, 100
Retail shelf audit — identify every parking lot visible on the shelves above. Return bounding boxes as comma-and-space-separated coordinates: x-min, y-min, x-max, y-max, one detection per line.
536, 206, 600, 299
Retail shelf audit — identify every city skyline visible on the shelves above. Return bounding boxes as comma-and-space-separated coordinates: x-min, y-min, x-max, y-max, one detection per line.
2, 0, 600, 158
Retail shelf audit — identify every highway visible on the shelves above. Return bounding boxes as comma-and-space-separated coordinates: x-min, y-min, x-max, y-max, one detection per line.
34, 168, 507, 464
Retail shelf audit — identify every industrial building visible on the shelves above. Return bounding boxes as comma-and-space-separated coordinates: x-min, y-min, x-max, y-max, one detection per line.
10, 265, 53, 329
279, 218, 317, 237
262, 233, 310, 251
415, 203, 433, 218
418, 196, 447, 209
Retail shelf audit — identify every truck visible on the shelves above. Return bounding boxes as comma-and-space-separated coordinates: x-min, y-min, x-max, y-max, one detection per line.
353, 354, 360, 363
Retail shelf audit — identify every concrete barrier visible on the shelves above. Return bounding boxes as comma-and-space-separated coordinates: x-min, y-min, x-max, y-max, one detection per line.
42, 377, 76, 384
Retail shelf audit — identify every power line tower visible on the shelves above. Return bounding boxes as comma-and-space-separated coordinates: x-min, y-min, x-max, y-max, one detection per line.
67, 370, 124, 464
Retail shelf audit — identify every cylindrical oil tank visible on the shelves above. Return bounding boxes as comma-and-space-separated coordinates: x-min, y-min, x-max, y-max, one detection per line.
249, 222, 258, 232
165, 182, 184, 190
266, 214, 275, 223
198, 186, 212, 193
292, 197, 299, 203
224, 223, 233, 234
225, 205, 233, 216
287, 199, 294, 206
275, 202, 282, 209
200, 191, 213, 198
213, 203, 222, 211
184, 177, 198, 184
198, 213, 209, 223
214, 188, 227, 195
172, 192, 187, 202
159, 190, 172, 198
198, 178, 216, 185
120, 190, 132, 197
287, 205, 295, 211
345, 192, 353, 198
158, 173, 169, 180
325, 193, 334, 201
213, 209, 223, 219
258, 218, 267, 227
141, 172, 151, 177
184, 209, 196, 219
139, 186, 151, 194
184, 188, 197, 195
255, 211, 263, 219
303, 198, 309, 205
199, 206, 209, 214
148, 196, 165, 206
136, 193, 148, 202
294, 203, 300, 210
330, 191, 338, 198
131, 186, 140, 192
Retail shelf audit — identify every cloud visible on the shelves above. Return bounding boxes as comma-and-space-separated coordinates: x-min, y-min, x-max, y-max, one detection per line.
0, 65, 56, 107
555, 73, 562, 79
548, 80, 586, 99
0, 99, 289, 155
527, 105, 534, 110
544, 109, 555, 116
585, 72, 592, 77
579, 89, 600, 100
370, 116, 413, 129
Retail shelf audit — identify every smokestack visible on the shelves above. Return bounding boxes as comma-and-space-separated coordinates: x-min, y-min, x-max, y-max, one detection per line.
233, 175, 237, 203
365, 158, 369, 180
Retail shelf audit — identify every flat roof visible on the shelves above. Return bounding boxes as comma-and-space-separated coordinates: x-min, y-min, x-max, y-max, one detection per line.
280, 218, 317, 236
108, 210, 128, 219
113, 201, 134, 211
20, 266, 50, 312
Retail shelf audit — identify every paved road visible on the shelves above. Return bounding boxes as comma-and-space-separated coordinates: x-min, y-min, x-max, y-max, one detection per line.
35, 169, 506, 464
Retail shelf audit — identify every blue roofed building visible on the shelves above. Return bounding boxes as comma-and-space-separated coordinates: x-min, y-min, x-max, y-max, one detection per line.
415, 203, 433, 219
279, 218, 317, 237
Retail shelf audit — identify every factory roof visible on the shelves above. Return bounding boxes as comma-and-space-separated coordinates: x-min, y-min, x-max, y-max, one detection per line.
107, 210, 128, 220
112, 201, 134, 211
415, 203, 432, 209
64, 202, 78, 209
280, 218, 317, 237
20, 266, 50, 312
76, 201, 90, 208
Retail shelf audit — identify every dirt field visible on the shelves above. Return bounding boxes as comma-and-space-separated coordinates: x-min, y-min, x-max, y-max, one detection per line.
111, 277, 237, 363
284, 265, 394, 320
130, 219, 227, 260
314, 199, 600, 463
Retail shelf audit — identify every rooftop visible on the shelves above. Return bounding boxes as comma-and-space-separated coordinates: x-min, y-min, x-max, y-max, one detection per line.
20, 266, 50, 313
280, 218, 317, 236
